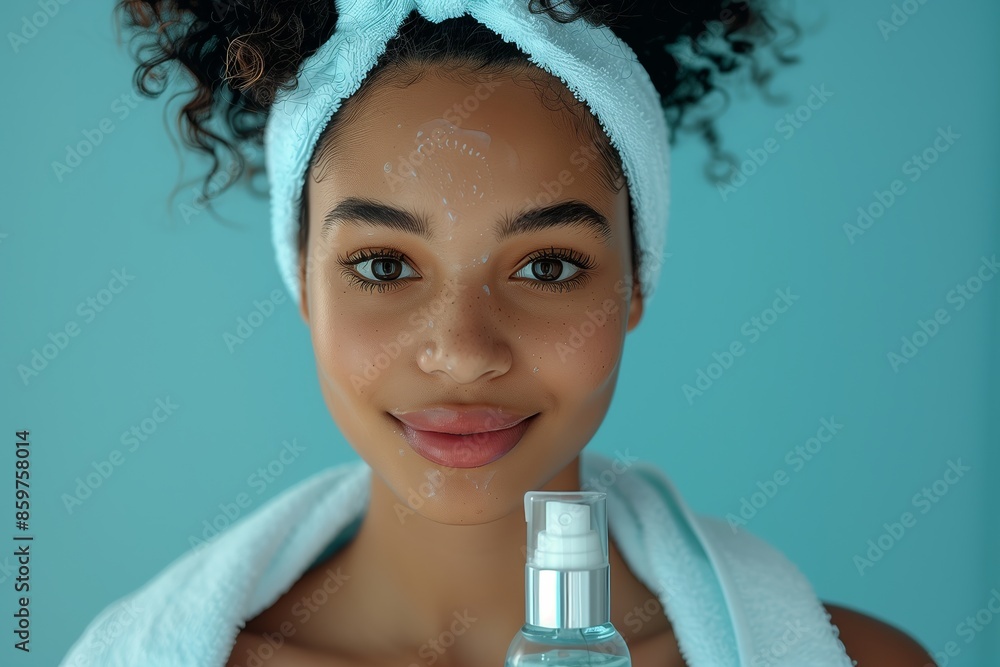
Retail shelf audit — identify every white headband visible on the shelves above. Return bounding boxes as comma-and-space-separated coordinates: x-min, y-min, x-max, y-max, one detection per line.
264, 0, 670, 306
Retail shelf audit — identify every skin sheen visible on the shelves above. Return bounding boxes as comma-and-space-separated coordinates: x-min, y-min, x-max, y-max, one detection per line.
230, 65, 935, 667
232, 68, 687, 667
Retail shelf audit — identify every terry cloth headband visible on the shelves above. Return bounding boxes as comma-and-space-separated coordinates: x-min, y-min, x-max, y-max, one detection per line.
264, 0, 671, 307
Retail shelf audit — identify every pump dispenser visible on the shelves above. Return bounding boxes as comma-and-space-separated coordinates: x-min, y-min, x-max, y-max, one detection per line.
504, 491, 631, 666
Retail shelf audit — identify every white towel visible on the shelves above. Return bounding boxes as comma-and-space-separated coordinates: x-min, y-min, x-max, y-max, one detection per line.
59, 450, 854, 666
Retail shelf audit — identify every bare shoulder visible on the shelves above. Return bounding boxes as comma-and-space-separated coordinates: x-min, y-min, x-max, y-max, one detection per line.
823, 601, 936, 667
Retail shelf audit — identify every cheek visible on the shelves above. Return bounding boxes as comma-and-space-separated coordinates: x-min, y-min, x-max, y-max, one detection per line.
530, 296, 626, 391
310, 294, 415, 393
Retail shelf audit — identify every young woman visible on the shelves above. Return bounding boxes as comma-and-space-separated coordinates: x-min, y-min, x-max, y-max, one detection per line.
61, 1, 934, 665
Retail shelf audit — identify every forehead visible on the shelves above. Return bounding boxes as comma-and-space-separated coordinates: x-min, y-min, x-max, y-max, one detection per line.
308, 67, 619, 209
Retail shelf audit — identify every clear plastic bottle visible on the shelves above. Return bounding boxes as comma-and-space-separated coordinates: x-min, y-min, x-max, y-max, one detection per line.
505, 491, 631, 666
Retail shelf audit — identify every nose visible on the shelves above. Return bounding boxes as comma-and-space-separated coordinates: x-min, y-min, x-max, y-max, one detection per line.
416, 280, 512, 384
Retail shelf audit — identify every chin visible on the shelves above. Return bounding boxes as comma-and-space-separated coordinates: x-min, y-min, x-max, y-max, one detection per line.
385, 454, 551, 526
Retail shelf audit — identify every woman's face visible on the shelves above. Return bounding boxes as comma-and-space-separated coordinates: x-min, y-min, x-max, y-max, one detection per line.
299, 67, 643, 524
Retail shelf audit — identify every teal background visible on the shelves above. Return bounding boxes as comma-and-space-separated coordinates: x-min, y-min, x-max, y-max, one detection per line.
2, 0, 997, 664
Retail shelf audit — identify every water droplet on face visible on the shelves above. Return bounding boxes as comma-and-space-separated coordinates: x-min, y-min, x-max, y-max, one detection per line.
533, 366, 539, 373
425, 347, 433, 356
480, 250, 490, 263
399, 448, 405, 456
428, 319, 434, 328
463, 469, 498, 492
383, 162, 392, 173
397, 123, 403, 128
482, 284, 490, 295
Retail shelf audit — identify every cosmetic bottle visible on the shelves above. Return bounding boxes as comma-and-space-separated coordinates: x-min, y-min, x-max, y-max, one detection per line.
504, 491, 631, 666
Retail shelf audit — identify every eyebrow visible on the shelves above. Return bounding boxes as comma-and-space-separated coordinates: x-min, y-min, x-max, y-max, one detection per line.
321, 197, 612, 246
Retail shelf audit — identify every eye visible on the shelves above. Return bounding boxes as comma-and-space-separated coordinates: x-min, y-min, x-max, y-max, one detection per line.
355, 256, 418, 282
512, 247, 595, 293
337, 248, 419, 293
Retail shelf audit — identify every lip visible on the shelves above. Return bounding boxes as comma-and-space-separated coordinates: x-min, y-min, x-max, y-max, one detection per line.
390, 406, 538, 468
391, 406, 534, 434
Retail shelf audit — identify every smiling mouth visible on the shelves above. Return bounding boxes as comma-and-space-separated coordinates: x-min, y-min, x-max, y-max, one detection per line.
390, 413, 538, 468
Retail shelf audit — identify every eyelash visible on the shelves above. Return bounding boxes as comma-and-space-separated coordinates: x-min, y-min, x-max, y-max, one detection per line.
336, 246, 596, 294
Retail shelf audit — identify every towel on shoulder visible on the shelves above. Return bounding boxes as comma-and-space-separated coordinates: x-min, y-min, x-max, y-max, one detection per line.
59, 450, 853, 666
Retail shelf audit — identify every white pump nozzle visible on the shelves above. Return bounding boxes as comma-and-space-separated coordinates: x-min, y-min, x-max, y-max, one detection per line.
528, 497, 605, 570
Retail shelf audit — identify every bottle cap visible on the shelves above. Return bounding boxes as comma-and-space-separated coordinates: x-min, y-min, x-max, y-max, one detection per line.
524, 492, 608, 569
523, 491, 610, 628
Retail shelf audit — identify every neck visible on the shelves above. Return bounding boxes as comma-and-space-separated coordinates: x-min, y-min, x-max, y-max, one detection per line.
341, 456, 584, 639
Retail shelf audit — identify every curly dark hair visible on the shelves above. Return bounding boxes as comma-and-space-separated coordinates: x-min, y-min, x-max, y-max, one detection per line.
115, 0, 802, 295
